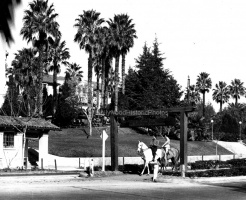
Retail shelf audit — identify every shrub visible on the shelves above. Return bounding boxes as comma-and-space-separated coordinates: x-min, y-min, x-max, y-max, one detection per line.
190, 160, 230, 170
226, 159, 246, 168
186, 167, 246, 178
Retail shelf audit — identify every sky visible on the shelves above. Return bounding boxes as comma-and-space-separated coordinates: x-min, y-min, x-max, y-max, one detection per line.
1, 0, 246, 112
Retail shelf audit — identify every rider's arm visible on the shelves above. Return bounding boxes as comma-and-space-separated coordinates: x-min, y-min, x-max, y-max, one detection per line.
162, 137, 170, 147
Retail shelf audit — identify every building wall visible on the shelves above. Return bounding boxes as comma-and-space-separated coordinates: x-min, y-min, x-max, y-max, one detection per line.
0, 132, 24, 169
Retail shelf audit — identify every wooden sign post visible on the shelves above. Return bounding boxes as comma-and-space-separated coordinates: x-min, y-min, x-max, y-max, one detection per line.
110, 106, 196, 176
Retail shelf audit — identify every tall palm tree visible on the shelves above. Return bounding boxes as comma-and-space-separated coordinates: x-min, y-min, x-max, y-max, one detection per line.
0, 0, 21, 45
229, 78, 245, 106
93, 26, 113, 112
20, 0, 60, 117
118, 14, 137, 95
107, 15, 122, 112
93, 57, 101, 113
74, 9, 104, 136
212, 81, 230, 112
47, 36, 70, 116
196, 72, 212, 117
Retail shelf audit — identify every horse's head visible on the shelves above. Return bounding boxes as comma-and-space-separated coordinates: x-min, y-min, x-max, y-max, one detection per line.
137, 141, 146, 154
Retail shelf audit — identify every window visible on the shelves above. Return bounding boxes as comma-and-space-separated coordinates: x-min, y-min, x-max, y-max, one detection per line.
3, 132, 14, 148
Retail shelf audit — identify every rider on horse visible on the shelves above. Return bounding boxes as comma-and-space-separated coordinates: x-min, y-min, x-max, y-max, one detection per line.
149, 136, 159, 162
162, 134, 171, 164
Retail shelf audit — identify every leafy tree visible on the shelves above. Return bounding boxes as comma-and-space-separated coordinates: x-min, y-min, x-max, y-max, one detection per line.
212, 103, 246, 141
212, 81, 230, 112
125, 39, 182, 110
188, 102, 216, 141
1, 76, 22, 116
74, 9, 104, 136
184, 84, 201, 105
0, 0, 21, 45
9, 48, 38, 116
54, 63, 83, 127
196, 72, 212, 117
47, 36, 70, 116
20, 0, 60, 117
229, 78, 245, 106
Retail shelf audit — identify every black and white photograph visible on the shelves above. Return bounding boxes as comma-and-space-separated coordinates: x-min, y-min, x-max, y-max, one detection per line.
0, 0, 246, 199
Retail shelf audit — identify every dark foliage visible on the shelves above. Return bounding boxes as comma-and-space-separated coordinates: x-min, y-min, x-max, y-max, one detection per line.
124, 39, 182, 110
190, 160, 231, 170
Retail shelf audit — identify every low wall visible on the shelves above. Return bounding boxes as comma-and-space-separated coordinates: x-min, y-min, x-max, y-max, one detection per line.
45, 154, 246, 170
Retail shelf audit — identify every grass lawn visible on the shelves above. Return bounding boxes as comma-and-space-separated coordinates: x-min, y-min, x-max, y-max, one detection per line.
29, 127, 233, 157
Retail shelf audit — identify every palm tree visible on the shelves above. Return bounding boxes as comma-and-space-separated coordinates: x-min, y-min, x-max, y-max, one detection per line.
184, 84, 201, 104
229, 78, 245, 106
20, 0, 60, 117
93, 26, 114, 113
10, 48, 38, 116
212, 81, 230, 112
196, 72, 212, 117
47, 36, 70, 116
74, 9, 104, 136
107, 15, 122, 112
118, 14, 137, 95
0, 0, 21, 45
66, 63, 83, 83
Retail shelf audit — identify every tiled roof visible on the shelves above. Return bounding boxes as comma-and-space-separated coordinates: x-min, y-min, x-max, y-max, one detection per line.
0, 116, 60, 131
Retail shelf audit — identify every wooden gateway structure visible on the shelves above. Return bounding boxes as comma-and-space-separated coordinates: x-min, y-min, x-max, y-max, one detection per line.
110, 105, 196, 176
0, 116, 60, 169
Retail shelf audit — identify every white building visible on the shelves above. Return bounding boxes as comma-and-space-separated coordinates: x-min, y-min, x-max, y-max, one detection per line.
0, 116, 59, 169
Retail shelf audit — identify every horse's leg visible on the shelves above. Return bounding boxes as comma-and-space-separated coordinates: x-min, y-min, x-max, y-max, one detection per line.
140, 161, 146, 176
147, 162, 150, 175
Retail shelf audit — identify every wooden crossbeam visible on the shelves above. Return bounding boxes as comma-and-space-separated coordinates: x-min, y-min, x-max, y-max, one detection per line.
111, 106, 196, 116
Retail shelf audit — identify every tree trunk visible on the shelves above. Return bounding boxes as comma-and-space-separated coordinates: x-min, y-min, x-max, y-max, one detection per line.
220, 93, 223, 112
101, 58, 105, 113
53, 66, 58, 116
96, 73, 100, 114
235, 96, 238, 106
114, 56, 120, 112
37, 50, 43, 117
202, 92, 205, 117
88, 53, 93, 136
122, 53, 126, 95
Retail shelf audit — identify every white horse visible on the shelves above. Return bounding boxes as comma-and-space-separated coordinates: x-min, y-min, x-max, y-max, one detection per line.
137, 141, 165, 176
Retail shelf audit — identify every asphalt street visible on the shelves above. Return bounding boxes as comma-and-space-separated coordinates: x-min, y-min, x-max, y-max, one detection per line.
0, 174, 246, 200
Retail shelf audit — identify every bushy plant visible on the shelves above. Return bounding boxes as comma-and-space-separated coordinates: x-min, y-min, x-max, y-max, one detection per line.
226, 159, 246, 168
190, 160, 231, 170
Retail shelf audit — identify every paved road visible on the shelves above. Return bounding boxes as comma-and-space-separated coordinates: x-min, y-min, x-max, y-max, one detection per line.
0, 174, 246, 200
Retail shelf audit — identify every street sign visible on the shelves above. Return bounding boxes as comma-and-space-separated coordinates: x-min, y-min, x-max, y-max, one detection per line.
100, 130, 108, 141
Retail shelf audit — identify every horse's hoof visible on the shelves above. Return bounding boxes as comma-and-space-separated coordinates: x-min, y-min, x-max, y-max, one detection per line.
139, 174, 142, 176
146, 174, 149, 176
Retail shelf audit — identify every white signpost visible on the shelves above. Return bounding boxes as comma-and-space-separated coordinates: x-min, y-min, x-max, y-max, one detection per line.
100, 130, 108, 171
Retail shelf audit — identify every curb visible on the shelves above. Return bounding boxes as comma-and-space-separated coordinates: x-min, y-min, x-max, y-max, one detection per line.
190, 175, 246, 183
0, 171, 81, 177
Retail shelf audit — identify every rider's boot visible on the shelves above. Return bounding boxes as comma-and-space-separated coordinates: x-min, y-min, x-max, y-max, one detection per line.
165, 152, 168, 165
